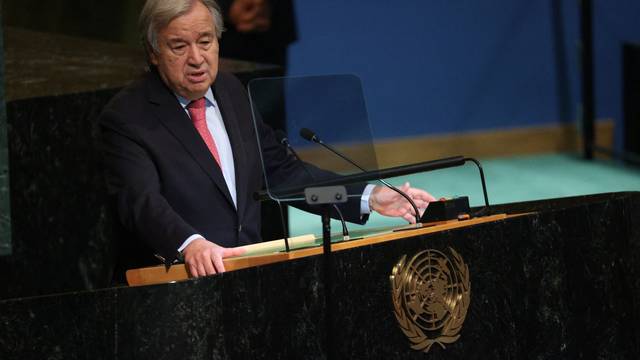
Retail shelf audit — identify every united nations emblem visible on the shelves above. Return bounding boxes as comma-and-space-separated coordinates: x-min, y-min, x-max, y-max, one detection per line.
390, 247, 470, 353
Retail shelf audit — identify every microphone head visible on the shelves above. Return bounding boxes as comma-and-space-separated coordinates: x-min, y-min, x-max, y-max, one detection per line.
299, 128, 318, 142
274, 129, 289, 145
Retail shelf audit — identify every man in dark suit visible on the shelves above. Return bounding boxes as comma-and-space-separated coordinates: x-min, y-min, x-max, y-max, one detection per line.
100, 0, 434, 279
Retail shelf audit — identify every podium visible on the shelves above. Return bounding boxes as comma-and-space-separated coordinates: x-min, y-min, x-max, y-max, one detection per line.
1, 192, 639, 359
125, 213, 509, 286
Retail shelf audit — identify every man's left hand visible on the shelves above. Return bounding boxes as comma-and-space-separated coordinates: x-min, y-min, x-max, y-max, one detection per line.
369, 182, 436, 223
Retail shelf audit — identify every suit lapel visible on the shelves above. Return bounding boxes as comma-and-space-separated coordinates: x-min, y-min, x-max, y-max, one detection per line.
145, 71, 235, 208
212, 78, 250, 219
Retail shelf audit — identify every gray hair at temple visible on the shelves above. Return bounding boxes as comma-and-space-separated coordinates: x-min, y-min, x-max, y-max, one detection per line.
139, 0, 224, 55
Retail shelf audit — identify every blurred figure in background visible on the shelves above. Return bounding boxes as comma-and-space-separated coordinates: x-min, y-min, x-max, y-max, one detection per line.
218, 0, 297, 68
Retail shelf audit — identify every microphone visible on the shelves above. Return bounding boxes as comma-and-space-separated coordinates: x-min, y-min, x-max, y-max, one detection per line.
275, 130, 351, 239
299, 128, 319, 143
299, 127, 422, 224
275, 130, 308, 175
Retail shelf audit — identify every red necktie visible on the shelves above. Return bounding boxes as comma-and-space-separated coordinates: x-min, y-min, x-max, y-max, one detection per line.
187, 98, 221, 167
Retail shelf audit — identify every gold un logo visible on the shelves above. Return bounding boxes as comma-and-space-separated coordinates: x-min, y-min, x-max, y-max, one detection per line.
390, 247, 470, 353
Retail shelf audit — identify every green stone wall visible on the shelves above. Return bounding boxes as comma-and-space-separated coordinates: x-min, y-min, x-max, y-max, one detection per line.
0, 1, 11, 256
2, 0, 143, 47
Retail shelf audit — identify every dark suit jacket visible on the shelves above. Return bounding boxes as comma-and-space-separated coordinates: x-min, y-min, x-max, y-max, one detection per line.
99, 70, 366, 272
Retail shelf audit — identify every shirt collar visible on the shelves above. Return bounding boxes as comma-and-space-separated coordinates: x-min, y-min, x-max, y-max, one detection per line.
175, 87, 216, 109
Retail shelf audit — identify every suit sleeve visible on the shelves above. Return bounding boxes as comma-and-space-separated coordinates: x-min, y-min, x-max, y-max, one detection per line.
99, 109, 197, 264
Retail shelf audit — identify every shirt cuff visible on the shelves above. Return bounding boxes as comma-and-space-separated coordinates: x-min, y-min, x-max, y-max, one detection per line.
360, 184, 377, 214
178, 234, 205, 253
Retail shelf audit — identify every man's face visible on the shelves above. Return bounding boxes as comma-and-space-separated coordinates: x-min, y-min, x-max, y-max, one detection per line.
150, 1, 219, 100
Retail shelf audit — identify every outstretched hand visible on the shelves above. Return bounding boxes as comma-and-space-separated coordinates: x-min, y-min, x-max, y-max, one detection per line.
182, 238, 246, 277
369, 182, 436, 223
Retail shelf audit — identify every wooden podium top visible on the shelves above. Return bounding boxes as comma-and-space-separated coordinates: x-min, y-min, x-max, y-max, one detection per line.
126, 214, 513, 286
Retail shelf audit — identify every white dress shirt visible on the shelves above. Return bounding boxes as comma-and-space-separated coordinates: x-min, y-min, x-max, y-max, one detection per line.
176, 89, 237, 252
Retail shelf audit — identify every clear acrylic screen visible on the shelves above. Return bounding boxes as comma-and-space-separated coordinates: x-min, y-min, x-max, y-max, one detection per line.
248, 74, 378, 200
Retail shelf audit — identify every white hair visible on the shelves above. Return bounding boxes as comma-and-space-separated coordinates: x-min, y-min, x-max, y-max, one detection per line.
139, 0, 224, 56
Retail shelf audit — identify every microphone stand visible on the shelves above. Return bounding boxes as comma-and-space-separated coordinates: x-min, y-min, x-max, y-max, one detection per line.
278, 131, 351, 240
303, 185, 347, 360
321, 203, 335, 360
300, 128, 422, 225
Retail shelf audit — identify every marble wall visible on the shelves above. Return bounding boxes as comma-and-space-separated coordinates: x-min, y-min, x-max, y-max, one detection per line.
1, 89, 121, 298
1, 192, 639, 358
0, 2, 12, 256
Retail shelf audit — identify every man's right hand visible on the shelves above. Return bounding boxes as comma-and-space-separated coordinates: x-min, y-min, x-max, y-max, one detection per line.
182, 238, 246, 277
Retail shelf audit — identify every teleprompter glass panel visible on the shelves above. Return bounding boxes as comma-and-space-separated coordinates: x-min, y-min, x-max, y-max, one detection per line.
248, 74, 378, 202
